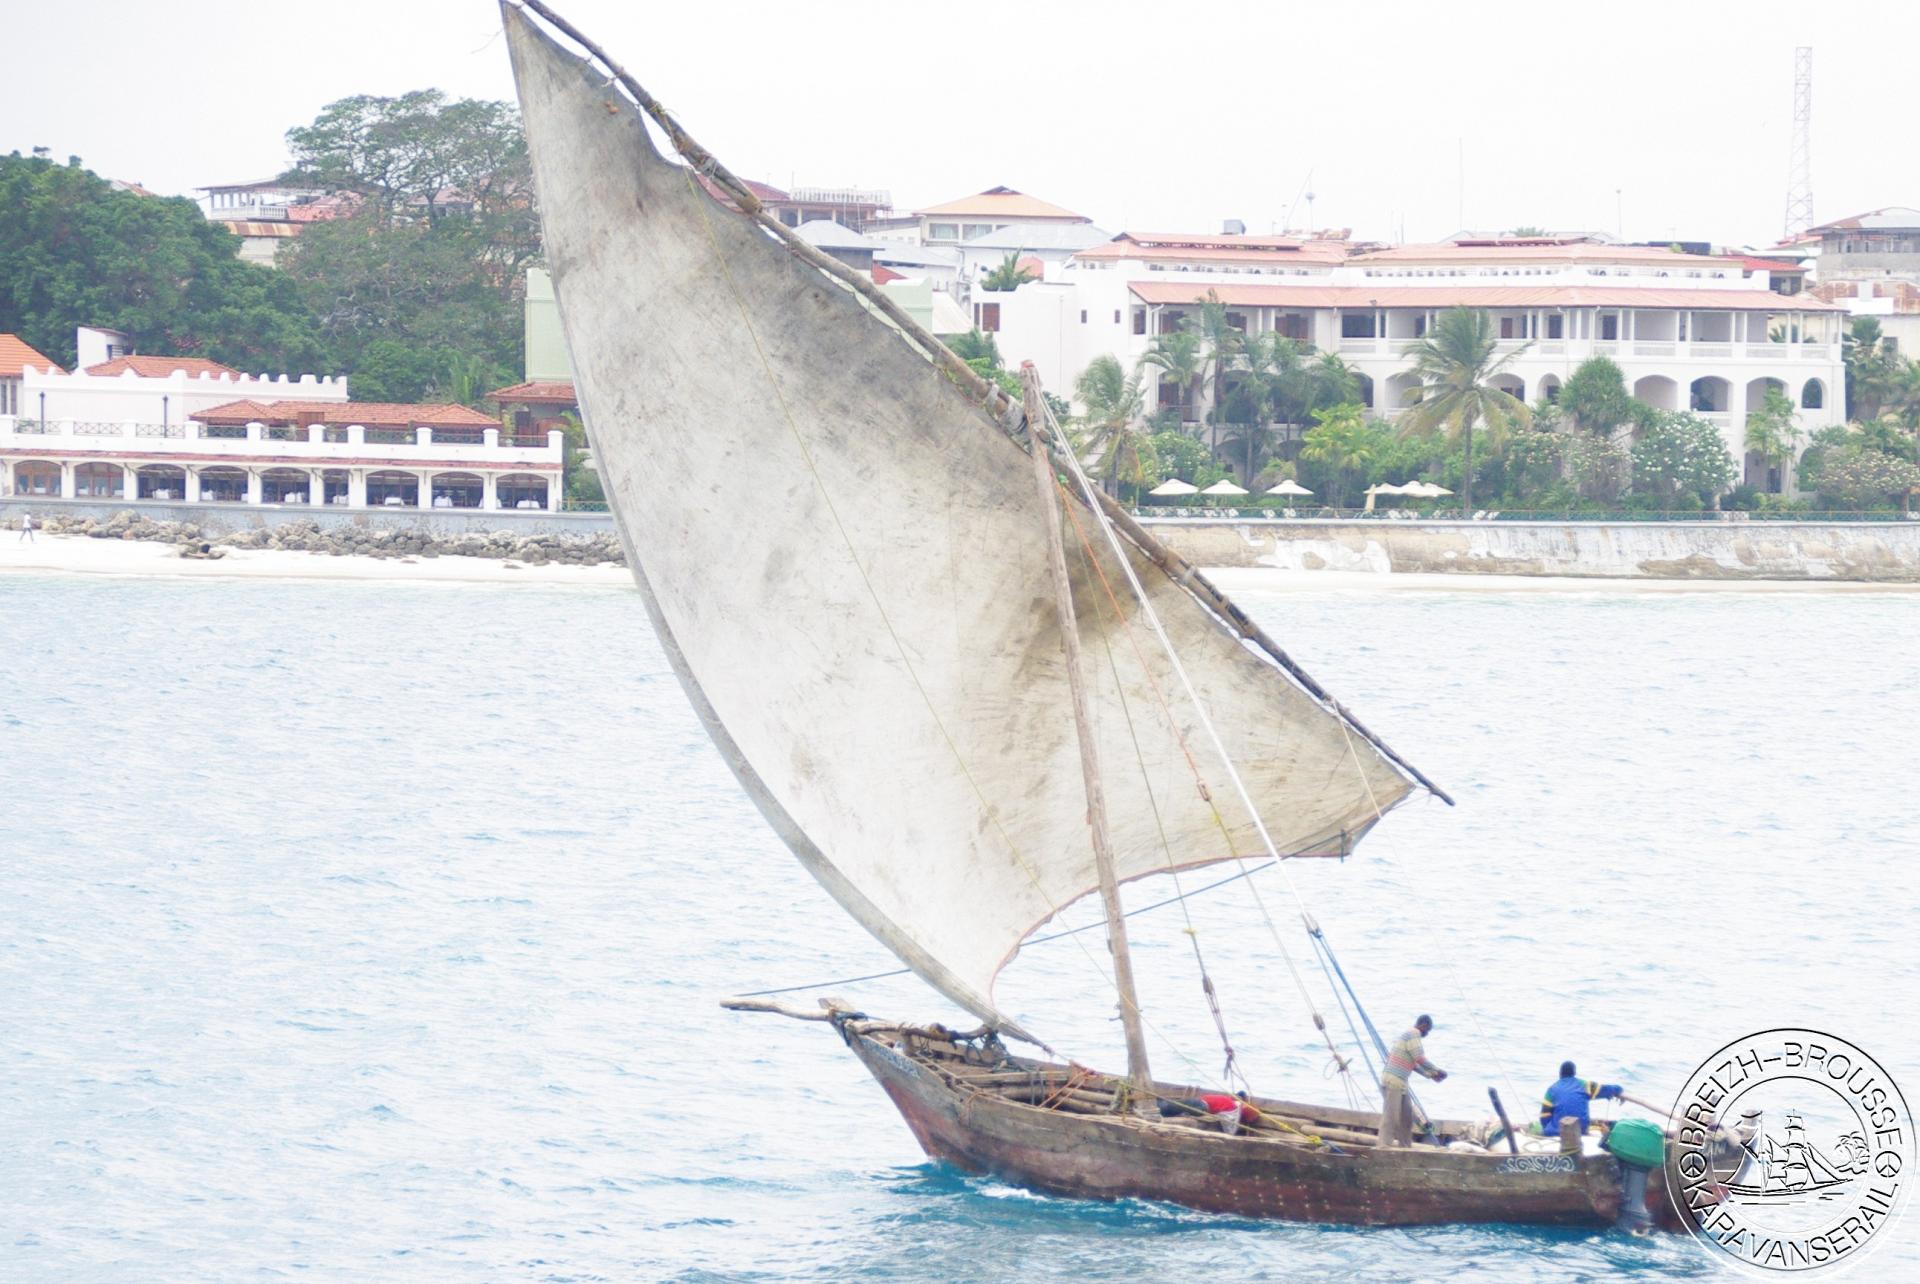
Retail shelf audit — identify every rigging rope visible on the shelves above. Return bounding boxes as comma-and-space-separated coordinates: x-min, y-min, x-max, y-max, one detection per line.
1038, 398, 1360, 1084
735, 858, 1276, 998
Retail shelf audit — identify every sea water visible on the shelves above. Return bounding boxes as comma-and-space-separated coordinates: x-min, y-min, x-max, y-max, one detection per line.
2, 574, 1916, 1282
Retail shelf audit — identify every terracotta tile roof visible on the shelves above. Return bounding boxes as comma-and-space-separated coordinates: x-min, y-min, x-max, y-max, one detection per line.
871, 264, 905, 284
1351, 242, 1745, 267
915, 186, 1086, 221
695, 174, 791, 208
1126, 281, 1849, 312
196, 399, 500, 427
86, 355, 241, 377
1075, 232, 1352, 266
487, 380, 577, 404
0, 333, 64, 377
1738, 256, 1806, 274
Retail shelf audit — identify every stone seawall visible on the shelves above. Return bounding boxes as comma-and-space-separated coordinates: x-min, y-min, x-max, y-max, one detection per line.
1143, 519, 1920, 582
0, 497, 616, 537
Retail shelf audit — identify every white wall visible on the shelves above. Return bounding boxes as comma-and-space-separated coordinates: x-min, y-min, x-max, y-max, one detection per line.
20, 368, 348, 427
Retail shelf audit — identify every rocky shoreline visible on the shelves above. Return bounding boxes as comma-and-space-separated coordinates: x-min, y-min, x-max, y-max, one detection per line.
33, 512, 628, 568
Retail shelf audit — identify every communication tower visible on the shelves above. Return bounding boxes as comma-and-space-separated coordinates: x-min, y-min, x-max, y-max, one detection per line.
1784, 47, 1814, 237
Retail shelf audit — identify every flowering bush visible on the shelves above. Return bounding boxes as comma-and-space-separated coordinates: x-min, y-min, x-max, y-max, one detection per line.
1630, 412, 1736, 505
1816, 446, 1920, 510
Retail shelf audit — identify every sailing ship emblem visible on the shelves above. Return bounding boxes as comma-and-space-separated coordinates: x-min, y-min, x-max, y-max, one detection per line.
1725, 1112, 1869, 1205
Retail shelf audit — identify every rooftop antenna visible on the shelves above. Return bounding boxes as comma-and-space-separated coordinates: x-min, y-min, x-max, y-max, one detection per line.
1784, 47, 1814, 237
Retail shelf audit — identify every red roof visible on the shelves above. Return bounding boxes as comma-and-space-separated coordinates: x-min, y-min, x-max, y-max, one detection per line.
695, 174, 791, 208
196, 399, 499, 428
1076, 232, 1352, 266
1127, 281, 1848, 312
86, 355, 241, 378
871, 264, 905, 284
1738, 256, 1807, 274
1352, 242, 1745, 267
0, 333, 63, 377
487, 380, 577, 404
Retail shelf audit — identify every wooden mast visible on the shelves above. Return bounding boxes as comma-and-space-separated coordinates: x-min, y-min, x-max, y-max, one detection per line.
1021, 363, 1153, 1097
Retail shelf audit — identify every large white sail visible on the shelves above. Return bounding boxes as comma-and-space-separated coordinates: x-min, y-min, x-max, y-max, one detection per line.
505, 6, 1421, 1034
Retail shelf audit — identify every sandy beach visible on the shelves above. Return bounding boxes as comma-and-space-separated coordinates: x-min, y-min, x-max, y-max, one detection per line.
6, 531, 1918, 593
0, 532, 633, 587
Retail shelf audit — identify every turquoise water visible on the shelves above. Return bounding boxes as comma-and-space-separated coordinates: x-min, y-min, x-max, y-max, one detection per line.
2, 574, 1916, 1281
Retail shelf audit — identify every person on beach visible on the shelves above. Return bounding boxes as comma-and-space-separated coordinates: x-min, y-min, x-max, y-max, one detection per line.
1537, 1061, 1623, 1136
18, 513, 33, 542
1378, 1014, 1446, 1147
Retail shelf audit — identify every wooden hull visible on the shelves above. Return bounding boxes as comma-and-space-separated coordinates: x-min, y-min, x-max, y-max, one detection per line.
845, 1026, 1635, 1228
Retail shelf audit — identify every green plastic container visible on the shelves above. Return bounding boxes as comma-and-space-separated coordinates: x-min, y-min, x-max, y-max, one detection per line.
1606, 1117, 1666, 1169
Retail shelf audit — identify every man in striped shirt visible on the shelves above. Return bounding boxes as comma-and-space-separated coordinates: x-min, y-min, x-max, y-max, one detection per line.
1377, 1014, 1447, 1147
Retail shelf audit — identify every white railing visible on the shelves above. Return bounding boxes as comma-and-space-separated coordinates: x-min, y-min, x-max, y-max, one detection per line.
0, 415, 562, 463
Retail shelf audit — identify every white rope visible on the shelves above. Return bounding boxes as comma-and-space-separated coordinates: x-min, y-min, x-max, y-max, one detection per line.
1036, 398, 1352, 1050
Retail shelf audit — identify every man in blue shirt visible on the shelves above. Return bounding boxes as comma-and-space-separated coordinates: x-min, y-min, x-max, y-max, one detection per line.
1539, 1060, 1623, 1135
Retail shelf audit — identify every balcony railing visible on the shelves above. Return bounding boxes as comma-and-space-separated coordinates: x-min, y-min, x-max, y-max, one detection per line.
134, 422, 186, 439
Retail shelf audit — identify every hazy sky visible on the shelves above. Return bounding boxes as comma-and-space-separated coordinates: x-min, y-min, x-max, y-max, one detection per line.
7, 0, 1913, 248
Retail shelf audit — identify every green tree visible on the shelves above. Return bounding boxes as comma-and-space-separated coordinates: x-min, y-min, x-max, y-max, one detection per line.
980, 253, 1036, 291
1843, 317, 1901, 421
1299, 402, 1389, 507
1630, 411, 1736, 506
1395, 307, 1532, 515
1138, 327, 1205, 424
281, 210, 520, 386
1191, 290, 1244, 443
1146, 429, 1225, 489
1743, 386, 1804, 492
1073, 354, 1148, 494
1221, 330, 1306, 480
1558, 356, 1635, 435
946, 328, 1001, 366
0, 152, 326, 372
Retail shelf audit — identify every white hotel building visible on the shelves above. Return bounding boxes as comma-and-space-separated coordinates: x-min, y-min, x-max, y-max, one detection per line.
985, 234, 1849, 487
0, 327, 565, 511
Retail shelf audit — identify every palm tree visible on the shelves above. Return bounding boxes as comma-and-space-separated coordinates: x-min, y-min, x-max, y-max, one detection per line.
1227, 332, 1307, 481
982, 253, 1037, 292
1305, 352, 1360, 417
1192, 291, 1245, 448
1073, 354, 1149, 495
1396, 308, 1532, 515
1138, 328, 1206, 425
1844, 317, 1898, 421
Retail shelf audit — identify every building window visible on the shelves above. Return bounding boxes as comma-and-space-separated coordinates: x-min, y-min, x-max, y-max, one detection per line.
1132, 308, 1147, 335
1547, 314, 1564, 339
1113, 310, 1121, 324
1340, 313, 1376, 338
1225, 311, 1247, 332
929, 222, 958, 241
1080, 310, 1088, 323
1802, 379, 1824, 410
976, 302, 1001, 332
0, 379, 13, 416
962, 223, 994, 239
1600, 314, 1619, 340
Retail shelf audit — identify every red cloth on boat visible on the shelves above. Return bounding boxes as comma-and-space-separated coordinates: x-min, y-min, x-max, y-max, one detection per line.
1200, 1093, 1260, 1122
